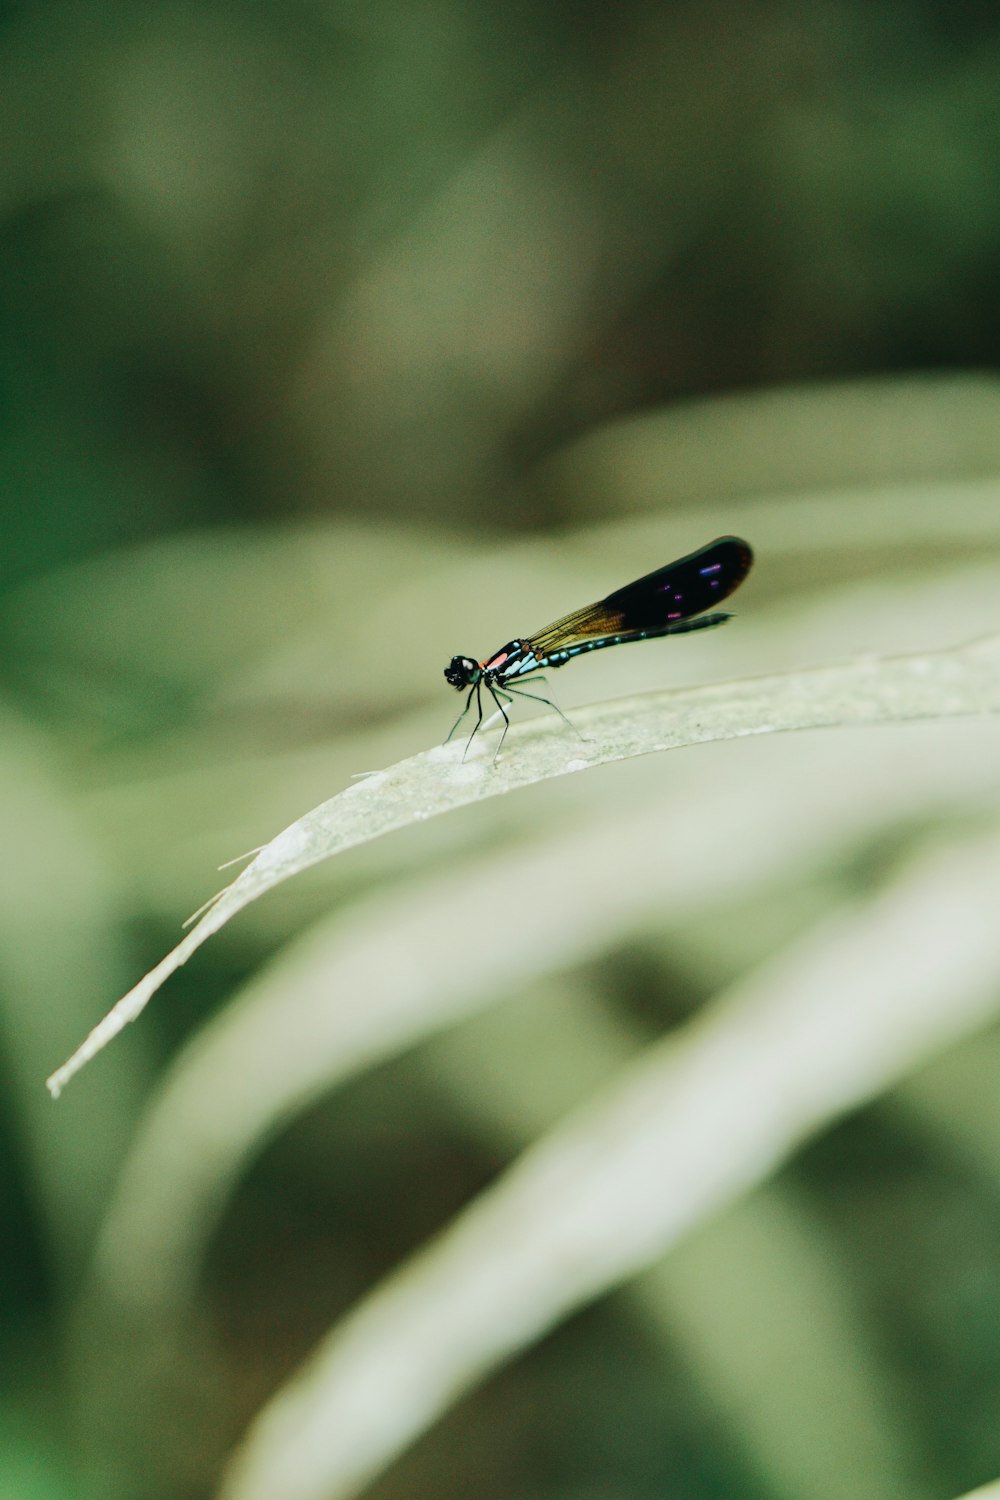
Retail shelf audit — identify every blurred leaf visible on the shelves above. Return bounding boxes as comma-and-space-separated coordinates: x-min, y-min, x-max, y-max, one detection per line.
214, 821, 1000, 1500
0, 703, 150, 1262
431, 992, 935, 1500
48, 628, 1000, 1097
88, 705, 1000, 1319
549, 376, 1000, 517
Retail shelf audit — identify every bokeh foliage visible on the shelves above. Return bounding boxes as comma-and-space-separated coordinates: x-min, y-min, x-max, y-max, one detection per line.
4, 3, 1000, 1499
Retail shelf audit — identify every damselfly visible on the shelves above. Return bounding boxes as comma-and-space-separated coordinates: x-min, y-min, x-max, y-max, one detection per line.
444, 535, 753, 758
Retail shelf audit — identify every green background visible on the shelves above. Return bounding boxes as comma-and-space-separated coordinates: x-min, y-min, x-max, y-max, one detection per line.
4, 4, 1000, 1499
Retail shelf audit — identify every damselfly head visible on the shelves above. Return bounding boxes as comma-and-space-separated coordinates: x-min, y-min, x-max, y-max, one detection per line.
444, 656, 479, 690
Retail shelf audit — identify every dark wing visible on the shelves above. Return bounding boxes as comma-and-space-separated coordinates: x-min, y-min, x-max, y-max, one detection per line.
524, 600, 629, 655
524, 536, 753, 654
600, 536, 753, 631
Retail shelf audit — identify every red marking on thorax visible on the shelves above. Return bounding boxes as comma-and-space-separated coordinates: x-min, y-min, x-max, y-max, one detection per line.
485, 651, 508, 671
